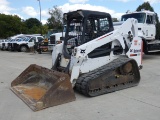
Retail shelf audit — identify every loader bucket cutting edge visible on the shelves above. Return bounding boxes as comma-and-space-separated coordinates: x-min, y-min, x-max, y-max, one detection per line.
10, 64, 76, 111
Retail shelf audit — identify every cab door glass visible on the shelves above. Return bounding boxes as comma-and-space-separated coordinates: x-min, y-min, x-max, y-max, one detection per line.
146, 15, 153, 24
145, 15, 155, 38
37, 37, 43, 42
29, 37, 36, 42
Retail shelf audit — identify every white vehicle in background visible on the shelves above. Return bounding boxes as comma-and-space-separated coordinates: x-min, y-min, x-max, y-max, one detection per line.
1, 34, 26, 51
0, 40, 4, 50
12, 35, 44, 52
8, 38, 22, 51
0, 39, 9, 50
48, 24, 81, 52
48, 32, 64, 52
114, 9, 160, 54
1, 34, 43, 52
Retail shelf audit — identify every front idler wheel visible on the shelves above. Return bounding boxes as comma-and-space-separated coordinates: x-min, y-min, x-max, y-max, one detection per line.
120, 62, 132, 75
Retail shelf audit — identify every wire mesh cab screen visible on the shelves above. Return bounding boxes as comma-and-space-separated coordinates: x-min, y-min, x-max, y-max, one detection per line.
65, 18, 83, 54
65, 16, 110, 53
63, 10, 113, 58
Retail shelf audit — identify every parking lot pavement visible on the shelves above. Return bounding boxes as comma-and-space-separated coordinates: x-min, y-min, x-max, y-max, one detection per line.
0, 51, 160, 120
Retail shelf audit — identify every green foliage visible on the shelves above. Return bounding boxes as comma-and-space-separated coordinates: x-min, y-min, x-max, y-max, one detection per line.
0, 14, 49, 38
47, 6, 63, 31
25, 18, 41, 29
0, 14, 23, 38
136, 2, 160, 39
42, 25, 49, 35
24, 18, 42, 34
0, 6, 63, 38
136, 2, 154, 11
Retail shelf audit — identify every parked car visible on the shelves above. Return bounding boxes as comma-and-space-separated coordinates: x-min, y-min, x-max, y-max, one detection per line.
0, 39, 9, 50
8, 38, 22, 51
0, 40, 4, 50
9, 35, 44, 52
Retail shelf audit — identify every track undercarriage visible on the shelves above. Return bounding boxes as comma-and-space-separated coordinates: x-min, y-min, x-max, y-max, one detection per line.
75, 57, 140, 97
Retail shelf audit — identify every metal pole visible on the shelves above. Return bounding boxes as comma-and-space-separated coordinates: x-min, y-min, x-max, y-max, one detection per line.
37, 0, 42, 35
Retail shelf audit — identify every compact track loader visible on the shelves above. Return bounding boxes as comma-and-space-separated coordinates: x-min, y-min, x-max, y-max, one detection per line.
11, 10, 143, 111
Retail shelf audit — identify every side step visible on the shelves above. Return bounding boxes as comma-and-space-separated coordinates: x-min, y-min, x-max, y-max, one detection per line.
147, 40, 160, 53
148, 50, 160, 52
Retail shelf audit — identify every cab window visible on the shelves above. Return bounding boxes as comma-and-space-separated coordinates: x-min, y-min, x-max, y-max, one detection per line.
146, 15, 153, 24
37, 37, 44, 42
29, 37, 36, 42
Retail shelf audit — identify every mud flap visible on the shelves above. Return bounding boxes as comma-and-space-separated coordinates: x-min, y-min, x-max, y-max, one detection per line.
11, 64, 76, 111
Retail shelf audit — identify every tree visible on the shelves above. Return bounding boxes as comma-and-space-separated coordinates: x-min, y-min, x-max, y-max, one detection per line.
136, 2, 154, 11
25, 18, 41, 29
24, 18, 41, 34
47, 6, 63, 31
42, 24, 49, 35
0, 14, 23, 38
0, 13, 48, 38
136, 2, 160, 39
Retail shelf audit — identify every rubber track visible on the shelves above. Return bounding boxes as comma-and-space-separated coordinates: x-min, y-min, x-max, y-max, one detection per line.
75, 57, 140, 97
